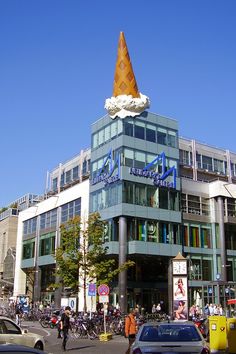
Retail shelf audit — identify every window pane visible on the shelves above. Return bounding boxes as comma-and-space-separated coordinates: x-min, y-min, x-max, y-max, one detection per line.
111, 121, 116, 138
135, 151, 146, 169
134, 121, 145, 140
124, 121, 133, 136
124, 148, 134, 167
104, 125, 110, 142
157, 127, 167, 145
146, 124, 156, 143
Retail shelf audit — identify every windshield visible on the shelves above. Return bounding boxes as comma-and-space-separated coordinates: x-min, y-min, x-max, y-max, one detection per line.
140, 324, 202, 342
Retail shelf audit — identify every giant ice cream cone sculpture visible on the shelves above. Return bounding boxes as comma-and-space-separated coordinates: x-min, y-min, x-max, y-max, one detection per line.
105, 32, 150, 119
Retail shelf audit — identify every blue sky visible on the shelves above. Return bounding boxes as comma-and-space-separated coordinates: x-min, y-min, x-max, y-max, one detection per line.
1, 0, 236, 207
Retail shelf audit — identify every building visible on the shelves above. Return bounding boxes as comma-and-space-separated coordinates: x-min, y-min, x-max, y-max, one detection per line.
0, 194, 42, 299
13, 32, 236, 313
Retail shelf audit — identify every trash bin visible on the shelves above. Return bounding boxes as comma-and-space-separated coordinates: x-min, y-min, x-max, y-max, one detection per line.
209, 316, 227, 353
227, 317, 236, 354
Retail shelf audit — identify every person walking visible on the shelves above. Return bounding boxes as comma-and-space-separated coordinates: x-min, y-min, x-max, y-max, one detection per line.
125, 308, 137, 354
59, 306, 71, 351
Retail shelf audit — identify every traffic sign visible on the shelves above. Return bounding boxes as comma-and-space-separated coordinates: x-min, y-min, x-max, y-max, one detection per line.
88, 283, 96, 296
98, 284, 109, 296
99, 295, 109, 303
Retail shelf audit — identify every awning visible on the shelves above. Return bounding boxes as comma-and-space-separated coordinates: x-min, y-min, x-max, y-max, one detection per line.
227, 299, 236, 305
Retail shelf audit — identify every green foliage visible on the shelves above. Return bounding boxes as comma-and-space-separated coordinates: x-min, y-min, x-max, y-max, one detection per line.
54, 212, 135, 292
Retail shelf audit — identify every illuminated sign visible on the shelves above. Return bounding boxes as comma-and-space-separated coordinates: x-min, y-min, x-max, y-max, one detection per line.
130, 152, 176, 188
92, 149, 120, 186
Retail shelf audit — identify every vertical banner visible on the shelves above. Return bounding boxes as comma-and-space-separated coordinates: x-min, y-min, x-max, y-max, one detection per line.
173, 276, 188, 320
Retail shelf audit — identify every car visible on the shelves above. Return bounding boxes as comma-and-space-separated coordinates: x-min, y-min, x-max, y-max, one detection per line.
0, 316, 45, 351
131, 320, 210, 354
0, 344, 47, 353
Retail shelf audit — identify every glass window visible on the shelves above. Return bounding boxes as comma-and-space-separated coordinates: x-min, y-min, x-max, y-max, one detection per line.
65, 170, 72, 184
168, 130, 177, 147
136, 219, 146, 241
159, 188, 168, 209
157, 127, 167, 145
124, 120, 133, 136
180, 150, 192, 166
147, 221, 157, 242
39, 233, 55, 256
124, 148, 134, 167
190, 226, 200, 247
147, 186, 159, 208
98, 129, 104, 146
73, 166, 79, 180
104, 125, 110, 142
82, 160, 87, 175
134, 121, 145, 140
201, 227, 212, 248
92, 132, 98, 149
111, 121, 117, 139
135, 184, 146, 206
214, 159, 225, 174
123, 182, 134, 204
202, 155, 213, 171
146, 124, 156, 143
61, 198, 81, 223
159, 222, 169, 243
117, 119, 123, 135
135, 151, 146, 169
52, 178, 58, 192
169, 190, 179, 211
22, 240, 35, 259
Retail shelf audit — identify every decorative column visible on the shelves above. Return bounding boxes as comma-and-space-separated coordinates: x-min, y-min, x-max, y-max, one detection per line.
218, 196, 227, 282
118, 216, 127, 313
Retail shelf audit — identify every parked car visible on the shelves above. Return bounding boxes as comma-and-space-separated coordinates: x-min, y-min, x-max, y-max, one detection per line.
131, 320, 210, 354
0, 344, 47, 353
0, 317, 45, 351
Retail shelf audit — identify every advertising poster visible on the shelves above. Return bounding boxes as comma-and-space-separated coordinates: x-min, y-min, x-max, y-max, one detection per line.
173, 276, 188, 320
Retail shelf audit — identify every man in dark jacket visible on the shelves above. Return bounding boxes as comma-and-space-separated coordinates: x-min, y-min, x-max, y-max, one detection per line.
60, 306, 71, 351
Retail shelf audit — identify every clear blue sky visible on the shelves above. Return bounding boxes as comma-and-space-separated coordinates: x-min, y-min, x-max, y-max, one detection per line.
1, 0, 236, 207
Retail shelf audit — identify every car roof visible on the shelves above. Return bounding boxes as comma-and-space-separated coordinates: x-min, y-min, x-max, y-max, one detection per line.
142, 320, 195, 326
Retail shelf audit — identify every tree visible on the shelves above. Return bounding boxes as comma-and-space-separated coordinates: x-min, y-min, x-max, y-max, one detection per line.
55, 212, 134, 312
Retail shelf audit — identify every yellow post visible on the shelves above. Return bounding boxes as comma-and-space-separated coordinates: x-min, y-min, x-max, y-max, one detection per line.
227, 318, 236, 354
209, 316, 227, 353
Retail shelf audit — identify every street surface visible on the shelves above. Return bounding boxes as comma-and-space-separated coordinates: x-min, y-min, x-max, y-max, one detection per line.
22, 321, 128, 354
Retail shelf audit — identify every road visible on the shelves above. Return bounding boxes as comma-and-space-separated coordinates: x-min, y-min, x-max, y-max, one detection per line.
22, 321, 128, 354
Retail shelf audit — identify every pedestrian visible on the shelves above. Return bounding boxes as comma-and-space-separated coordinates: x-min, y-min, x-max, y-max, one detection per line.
125, 308, 137, 354
59, 306, 71, 351
15, 304, 23, 325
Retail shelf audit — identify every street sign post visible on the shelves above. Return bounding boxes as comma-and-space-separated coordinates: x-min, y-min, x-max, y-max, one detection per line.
97, 284, 110, 334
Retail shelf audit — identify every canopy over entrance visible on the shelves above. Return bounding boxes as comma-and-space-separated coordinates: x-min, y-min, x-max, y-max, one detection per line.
227, 299, 236, 305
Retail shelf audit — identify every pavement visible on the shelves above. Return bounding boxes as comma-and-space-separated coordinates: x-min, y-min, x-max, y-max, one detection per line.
22, 321, 128, 354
